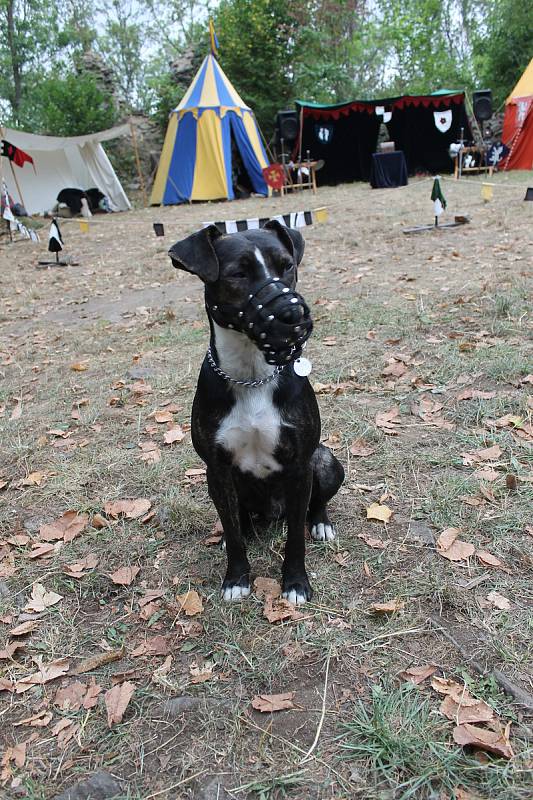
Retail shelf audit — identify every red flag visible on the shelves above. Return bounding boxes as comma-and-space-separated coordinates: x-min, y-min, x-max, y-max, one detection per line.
1, 139, 34, 169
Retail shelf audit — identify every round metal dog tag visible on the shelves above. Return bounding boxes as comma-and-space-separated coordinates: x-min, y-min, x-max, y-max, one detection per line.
293, 357, 312, 377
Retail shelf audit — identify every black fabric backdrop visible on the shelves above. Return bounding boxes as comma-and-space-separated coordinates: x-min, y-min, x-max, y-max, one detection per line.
299, 111, 381, 185
297, 96, 472, 186
386, 102, 471, 175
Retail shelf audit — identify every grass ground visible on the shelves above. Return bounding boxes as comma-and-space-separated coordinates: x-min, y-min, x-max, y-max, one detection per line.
0, 172, 532, 799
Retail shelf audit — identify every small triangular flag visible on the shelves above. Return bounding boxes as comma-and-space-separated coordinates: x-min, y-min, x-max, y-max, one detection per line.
3, 204, 15, 223
48, 218, 63, 253
430, 176, 446, 217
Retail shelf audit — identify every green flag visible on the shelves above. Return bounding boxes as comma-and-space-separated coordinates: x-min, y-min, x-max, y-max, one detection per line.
431, 176, 446, 217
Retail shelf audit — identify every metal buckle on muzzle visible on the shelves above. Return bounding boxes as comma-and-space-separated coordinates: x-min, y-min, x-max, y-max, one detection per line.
210, 278, 313, 366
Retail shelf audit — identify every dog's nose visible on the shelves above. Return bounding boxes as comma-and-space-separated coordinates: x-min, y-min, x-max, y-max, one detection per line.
281, 304, 305, 323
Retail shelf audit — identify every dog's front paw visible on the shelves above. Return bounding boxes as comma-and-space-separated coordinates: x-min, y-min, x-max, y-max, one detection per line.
310, 521, 336, 542
222, 574, 250, 602
282, 575, 313, 605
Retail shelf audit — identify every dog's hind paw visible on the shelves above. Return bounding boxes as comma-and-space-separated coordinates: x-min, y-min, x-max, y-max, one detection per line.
222, 581, 250, 602
310, 522, 336, 542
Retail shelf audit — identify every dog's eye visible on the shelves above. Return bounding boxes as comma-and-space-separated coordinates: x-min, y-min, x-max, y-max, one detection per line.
228, 270, 246, 279
282, 261, 294, 272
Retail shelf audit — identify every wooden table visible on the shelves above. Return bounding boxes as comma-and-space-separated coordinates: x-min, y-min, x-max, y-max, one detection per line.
281, 161, 318, 195
454, 146, 494, 179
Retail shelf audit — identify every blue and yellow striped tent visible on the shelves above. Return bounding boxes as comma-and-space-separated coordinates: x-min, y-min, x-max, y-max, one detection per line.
150, 54, 269, 205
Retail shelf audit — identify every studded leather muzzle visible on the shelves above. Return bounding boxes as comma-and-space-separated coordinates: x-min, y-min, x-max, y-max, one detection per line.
208, 277, 313, 366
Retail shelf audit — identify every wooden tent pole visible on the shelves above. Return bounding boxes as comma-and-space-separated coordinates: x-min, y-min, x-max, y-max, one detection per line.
9, 159, 26, 210
130, 121, 147, 207
298, 106, 304, 162
255, 116, 276, 164
1, 124, 27, 210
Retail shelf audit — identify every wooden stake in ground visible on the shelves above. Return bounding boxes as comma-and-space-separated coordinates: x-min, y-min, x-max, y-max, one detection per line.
130, 121, 147, 208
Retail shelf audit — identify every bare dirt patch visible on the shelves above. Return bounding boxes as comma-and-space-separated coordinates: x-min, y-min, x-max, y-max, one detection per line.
1, 175, 532, 798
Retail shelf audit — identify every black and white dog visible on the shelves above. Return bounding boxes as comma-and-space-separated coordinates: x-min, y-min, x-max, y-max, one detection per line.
169, 221, 344, 604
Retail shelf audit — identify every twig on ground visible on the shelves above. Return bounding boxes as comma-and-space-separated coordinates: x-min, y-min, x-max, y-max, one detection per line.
429, 613, 533, 711
143, 769, 207, 799
300, 651, 331, 764
347, 627, 427, 650
240, 714, 350, 791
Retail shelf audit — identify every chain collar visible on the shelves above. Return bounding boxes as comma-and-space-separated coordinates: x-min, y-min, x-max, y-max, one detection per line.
206, 345, 287, 388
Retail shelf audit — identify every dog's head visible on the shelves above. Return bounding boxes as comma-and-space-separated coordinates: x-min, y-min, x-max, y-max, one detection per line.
169, 221, 312, 365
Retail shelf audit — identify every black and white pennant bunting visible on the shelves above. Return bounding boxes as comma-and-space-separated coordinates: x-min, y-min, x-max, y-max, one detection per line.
203, 209, 322, 234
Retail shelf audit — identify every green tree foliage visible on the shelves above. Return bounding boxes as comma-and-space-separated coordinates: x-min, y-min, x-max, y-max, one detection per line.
214, 0, 297, 134
21, 71, 116, 136
475, 0, 533, 106
97, 0, 144, 110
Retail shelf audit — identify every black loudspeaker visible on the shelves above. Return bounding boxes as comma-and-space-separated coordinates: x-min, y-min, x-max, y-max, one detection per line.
275, 110, 299, 145
473, 90, 493, 121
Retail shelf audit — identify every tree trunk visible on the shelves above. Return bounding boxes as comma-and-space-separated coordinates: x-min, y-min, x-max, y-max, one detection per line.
6, 0, 22, 118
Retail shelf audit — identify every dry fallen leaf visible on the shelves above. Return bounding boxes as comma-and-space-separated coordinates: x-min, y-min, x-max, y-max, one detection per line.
39, 511, 89, 543
154, 410, 174, 423
263, 596, 304, 623
131, 635, 170, 657
70, 361, 89, 372
456, 389, 497, 401
453, 721, 514, 759
14, 709, 53, 728
83, 681, 102, 709
399, 665, 438, 685
10, 400, 22, 421
2, 741, 26, 769
27, 542, 56, 559
461, 444, 502, 466
486, 590, 511, 610
251, 692, 295, 713
375, 407, 402, 434
175, 589, 203, 616
108, 566, 140, 586
369, 599, 406, 613
189, 660, 214, 683
24, 583, 63, 612
0, 641, 24, 660
253, 576, 281, 599
164, 425, 185, 445
21, 471, 47, 487
476, 550, 507, 570
138, 441, 161, 463
9, 621, 38, 637
357, 532, 388, 549
349, 439, 376, 457
91, 513, 110, 529
104, 499, 152, 519
15, 657, 70, 693
436, 528, 475, 562
104, 681, 135, 727
54, 681, 88, 711
366, 503, 393, 523
440, 692, 494, 725
63, 553, 99, 579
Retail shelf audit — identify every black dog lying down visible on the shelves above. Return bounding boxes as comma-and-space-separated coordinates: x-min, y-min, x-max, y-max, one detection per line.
169, 221, 344, 604
56, 188, 107, 215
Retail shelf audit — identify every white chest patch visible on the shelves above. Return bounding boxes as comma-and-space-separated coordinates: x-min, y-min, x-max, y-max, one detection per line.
216, 385, 282, 479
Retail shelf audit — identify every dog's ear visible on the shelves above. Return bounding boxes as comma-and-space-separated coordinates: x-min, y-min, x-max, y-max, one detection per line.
168, 225, 222, 283
264, 219, 305, 265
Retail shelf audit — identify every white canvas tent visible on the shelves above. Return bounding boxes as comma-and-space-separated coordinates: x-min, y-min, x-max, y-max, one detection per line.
1, 124, 131, 214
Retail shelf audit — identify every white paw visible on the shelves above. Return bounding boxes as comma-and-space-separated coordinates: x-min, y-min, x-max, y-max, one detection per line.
222, 584, 250, 601
311, 522, 336, 542
282, 589, 308, 605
